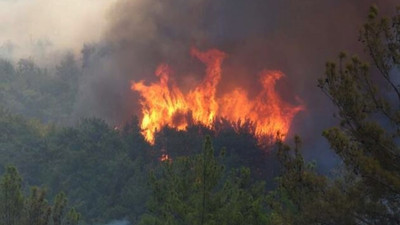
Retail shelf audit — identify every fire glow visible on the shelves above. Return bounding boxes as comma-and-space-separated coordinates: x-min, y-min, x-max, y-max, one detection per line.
131, 48, 304, 144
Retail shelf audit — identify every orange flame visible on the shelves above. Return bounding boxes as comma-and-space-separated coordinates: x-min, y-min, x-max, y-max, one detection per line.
131, 48, 304, 144
160, 154, 170, 162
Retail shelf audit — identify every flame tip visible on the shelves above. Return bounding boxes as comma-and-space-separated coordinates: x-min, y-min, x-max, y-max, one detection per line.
131, 48, 304, 145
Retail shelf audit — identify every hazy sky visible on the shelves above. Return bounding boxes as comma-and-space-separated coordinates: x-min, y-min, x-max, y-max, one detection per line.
0, 0, 116, 58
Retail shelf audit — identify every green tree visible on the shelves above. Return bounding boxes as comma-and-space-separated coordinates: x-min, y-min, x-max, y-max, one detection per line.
22, 187, 51, 225
0, 166, 24, 225
267, 137, 388, 225
268, 137, 328, 225
52, 192, 68, 225
53, 53, 80, 120
318, 5, 400, 223
0, 53, 81, 123
139, 136, 267, 225
0, 165, 80, 225
63, 208, 80, 225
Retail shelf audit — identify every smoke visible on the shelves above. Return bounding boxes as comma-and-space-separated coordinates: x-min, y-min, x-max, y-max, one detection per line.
2, 0, 398, 169
78, 0, 398, 164
0, 0, 116, 62
92, 0, 398, 115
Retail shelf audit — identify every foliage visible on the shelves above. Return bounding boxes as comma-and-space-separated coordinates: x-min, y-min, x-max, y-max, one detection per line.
140, 136, 268, 225
317, 5, 400, 224
154, 119, 279, 182
268, 137, 396, 225
0, 166, 24, 225
0, 106, 276, 224
0, 54, 80, 123
2, 5, 400, 225
0, 165, 80, 225
0, 109, 156, 223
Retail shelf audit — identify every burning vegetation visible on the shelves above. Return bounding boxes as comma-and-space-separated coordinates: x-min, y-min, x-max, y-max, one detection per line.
131, 48, 304, 144
1, 2, 400, 225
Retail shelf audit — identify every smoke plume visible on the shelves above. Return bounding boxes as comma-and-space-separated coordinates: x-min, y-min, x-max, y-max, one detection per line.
73, 0, 397, 168
3, 0, 399, 169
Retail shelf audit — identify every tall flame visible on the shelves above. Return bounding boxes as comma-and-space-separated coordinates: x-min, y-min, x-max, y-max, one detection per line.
131, 48, 304, 144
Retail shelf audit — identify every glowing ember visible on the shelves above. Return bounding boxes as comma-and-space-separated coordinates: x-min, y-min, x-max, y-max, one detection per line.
131, 48, 304, 144
160, 154, 170, 162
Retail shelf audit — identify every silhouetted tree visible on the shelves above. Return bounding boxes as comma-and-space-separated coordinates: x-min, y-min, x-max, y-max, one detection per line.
318, 5, 400, 223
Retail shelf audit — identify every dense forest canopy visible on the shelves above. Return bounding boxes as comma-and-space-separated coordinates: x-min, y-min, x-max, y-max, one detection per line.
0, 2, 400, 225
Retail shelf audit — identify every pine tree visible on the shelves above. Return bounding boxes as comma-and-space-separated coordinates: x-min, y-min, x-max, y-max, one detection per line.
63, 208, 80, 225
139, 136, 267, 225
318, 5, 400, 223
0, 166, 80, 225
52, 192, 68, 225
22, 187, 51, 225
0, 166, 24, 225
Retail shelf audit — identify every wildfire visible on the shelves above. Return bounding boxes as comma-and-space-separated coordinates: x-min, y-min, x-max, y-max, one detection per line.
131, 48, 304, 144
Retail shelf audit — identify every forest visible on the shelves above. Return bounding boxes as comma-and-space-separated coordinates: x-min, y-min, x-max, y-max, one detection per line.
1, 4, 400, 225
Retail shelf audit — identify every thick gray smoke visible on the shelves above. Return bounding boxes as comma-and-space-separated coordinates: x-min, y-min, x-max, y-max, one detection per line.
71, 0, 398, 169
1, 0, 394, 168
